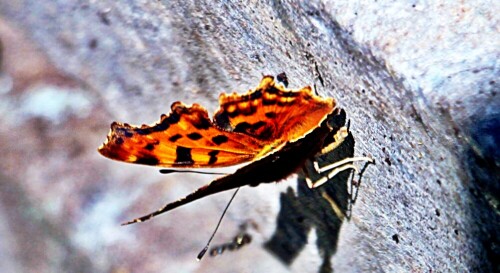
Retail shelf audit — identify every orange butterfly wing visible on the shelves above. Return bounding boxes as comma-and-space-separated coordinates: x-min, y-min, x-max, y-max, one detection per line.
98, 76, 336, 168
214, 76, 335, 153
98, 102, 266, 167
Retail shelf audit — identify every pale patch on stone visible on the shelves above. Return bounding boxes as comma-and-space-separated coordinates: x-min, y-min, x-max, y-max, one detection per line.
72, 191, 136, 269
0, 74, 13, 94
19, 86, 93, 123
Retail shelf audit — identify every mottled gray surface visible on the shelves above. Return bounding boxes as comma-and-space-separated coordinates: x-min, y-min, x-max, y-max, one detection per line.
0, 1, 498, 272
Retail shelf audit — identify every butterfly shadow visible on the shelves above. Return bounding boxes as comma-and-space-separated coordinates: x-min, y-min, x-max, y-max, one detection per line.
264, 132, 371, 273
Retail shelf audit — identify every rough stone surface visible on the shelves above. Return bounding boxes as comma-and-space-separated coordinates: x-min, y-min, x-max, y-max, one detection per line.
0, 1, 498, 273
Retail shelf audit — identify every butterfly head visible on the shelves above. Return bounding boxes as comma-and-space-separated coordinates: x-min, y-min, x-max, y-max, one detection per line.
319, 108, 349, 149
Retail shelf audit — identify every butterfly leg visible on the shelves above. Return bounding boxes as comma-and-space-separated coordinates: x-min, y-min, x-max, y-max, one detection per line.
320, 126, 349, 155
306, 157, 374, 189
303, 158, 356, 221
307, 120, 373, 189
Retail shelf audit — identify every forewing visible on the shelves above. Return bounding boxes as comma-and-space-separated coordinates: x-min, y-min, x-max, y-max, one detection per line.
98, 102, 265, 167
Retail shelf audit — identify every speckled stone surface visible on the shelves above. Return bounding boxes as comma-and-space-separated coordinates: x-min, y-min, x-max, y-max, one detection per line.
0, 1, 497, 272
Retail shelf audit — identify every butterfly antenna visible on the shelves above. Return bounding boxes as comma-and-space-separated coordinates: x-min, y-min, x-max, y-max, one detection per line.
197, 187, 240, 261
159, 169, 228, 175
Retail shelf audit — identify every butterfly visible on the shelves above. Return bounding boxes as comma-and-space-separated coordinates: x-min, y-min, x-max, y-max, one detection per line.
98, 75, 371, 226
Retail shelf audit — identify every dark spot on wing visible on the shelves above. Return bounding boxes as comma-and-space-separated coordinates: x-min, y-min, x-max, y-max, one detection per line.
265, 112, 277, 118
252, 121, 266, 130
187, 132, 203, 140
227, 109, 240, 118
135, 155, 159, 165
145, 143, 155, 151
169, 134, 182, 142
208, 150, 219, 164
234, 121, 272, 139
257, 126, 274, 140
282, 91, 299, 97
263, 98, 276, 105
234, 122, 251, 133
115, 137, 124, 145
250, 89, 262, 100
267, 86, 279, 94
234, 121, 266, 133
174, 146, 194, 166
212, 135, 229, 145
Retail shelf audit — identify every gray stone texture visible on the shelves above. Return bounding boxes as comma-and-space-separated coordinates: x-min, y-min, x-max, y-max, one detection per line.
0, 1, 498, 272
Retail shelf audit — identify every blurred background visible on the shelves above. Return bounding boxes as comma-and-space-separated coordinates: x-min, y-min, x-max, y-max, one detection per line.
0, 1, 498, 272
